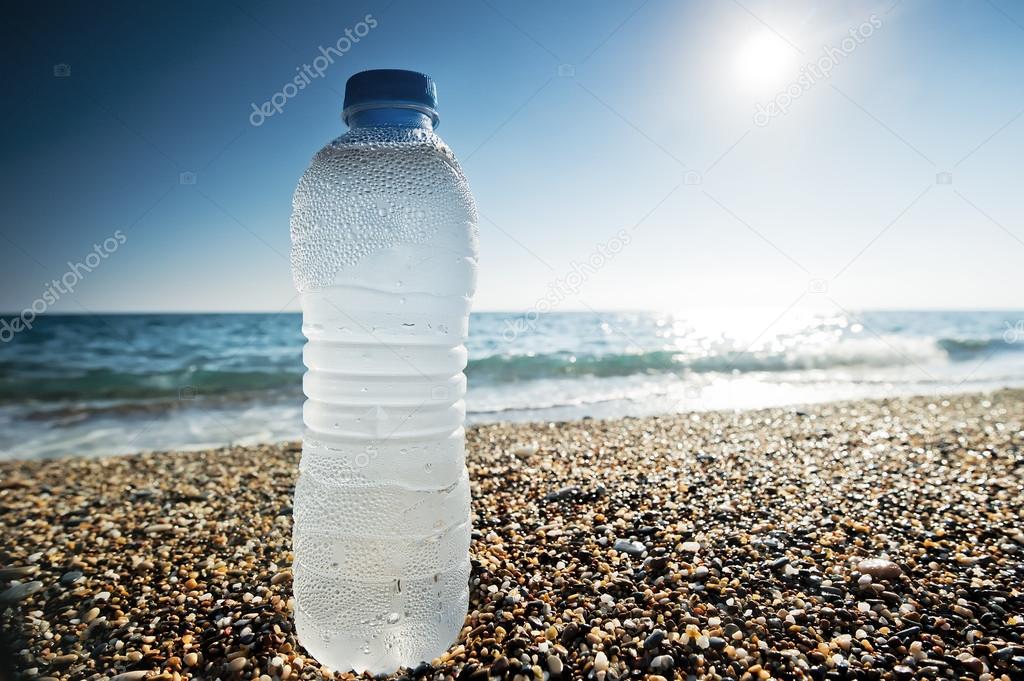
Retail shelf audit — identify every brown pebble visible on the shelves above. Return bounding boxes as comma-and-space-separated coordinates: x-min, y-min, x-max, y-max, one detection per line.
110, 673, 152, 681
857, 558, 902, 580
50, 654, 78, 667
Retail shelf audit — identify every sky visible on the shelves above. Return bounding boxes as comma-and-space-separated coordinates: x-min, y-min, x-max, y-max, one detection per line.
1, 0, 1023, 314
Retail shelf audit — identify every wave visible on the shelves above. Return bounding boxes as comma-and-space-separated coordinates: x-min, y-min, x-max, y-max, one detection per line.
936, 337, 1018, 357
0, 366, 303, 403
466, 335, 1021, 384
2, 335, 1019, 403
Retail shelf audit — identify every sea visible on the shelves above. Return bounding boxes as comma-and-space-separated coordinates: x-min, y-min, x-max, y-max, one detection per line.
2, 310, 1023, 459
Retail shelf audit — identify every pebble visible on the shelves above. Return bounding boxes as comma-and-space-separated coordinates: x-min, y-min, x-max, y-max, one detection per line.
50, 654, 78, 667
512, 443, 538, 458
110, 673, 152, 681
644, 629, 666, 650
857, 558, 902, 580
593, 651, 608, 672
0, 566, 36, 579
543, 485, 580, 502
59, 571, 83, 586
0, 580, 43, 603
612, 538, 645, 556
649, 654, 674, 672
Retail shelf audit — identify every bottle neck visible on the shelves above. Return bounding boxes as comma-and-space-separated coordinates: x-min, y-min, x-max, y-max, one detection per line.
346, 107, 435, 130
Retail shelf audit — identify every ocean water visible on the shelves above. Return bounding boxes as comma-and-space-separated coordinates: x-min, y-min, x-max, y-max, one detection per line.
1, 310, 1023, 459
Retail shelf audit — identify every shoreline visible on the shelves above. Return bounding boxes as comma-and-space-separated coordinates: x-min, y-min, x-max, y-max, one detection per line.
1, 390, 1022, 679
8, 379, 1024, 462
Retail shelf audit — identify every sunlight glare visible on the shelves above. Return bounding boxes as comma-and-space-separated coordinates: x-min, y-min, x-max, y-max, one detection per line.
734, 29, 797, 94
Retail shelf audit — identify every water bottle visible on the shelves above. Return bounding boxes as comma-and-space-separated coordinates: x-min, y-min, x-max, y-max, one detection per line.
289, 69, 477, 674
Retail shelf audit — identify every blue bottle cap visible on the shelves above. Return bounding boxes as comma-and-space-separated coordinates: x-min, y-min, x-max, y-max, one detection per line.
342, 69, 439, 126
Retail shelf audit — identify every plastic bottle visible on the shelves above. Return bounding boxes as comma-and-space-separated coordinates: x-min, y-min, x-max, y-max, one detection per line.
289, 69, 477, 674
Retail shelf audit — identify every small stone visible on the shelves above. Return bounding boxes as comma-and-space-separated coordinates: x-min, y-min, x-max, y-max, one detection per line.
649, 654, 673, 672
952, 604, 974, 619
895, 625, 921, 640
857, 558, 902, 580
228, 656, 247, 671
593, 651, 608, 672
59, 571, 83, 586
613, 539, 645, 556
490, 657, 508, 676
958, 655, 983, 674
50, 654, 78, 667
644, 629, 666, 650
681, 541, 700, 553
893, 665, 914, 680
110, 673, 152, 681
0, 581, 43, 603
0, 566, 36, 580
546, 655, 563, 675
512, 443, 538, 458
544, 486, 580, 502
271, 569, 292, 585
145, 523, 173, 533
184, 652, 199, 667
560, 622, 580, 644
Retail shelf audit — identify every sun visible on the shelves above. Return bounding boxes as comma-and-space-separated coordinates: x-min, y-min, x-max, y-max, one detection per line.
734, 29, 797, 94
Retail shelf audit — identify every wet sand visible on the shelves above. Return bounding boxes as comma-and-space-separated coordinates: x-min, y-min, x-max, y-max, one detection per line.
1, 390, 1022, 680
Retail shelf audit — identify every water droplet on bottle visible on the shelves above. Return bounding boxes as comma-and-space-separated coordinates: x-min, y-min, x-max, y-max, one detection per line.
386, 612, 401, 624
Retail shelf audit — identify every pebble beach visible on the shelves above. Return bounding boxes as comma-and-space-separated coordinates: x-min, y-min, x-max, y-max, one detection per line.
1, 391, 1022, 681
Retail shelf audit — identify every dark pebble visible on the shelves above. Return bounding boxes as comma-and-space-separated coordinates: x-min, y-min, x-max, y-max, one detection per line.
543, 486, 580, 502
613, 538, 645, 556
60, 571, 83, 586
643, 629, 665, 650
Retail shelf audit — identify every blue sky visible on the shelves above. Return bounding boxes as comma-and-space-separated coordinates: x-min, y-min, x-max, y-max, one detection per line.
1, 0, 1023, 313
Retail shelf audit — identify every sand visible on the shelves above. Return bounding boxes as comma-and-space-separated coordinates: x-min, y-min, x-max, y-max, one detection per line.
1, 390, 1022, 680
